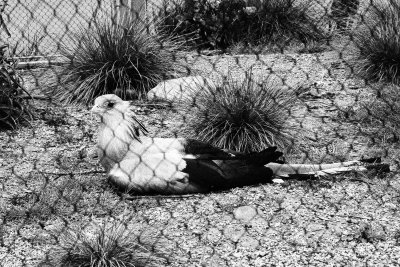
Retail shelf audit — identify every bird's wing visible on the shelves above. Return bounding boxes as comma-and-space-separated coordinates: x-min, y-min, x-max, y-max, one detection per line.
180, 139, 283, 165
181, 139, 235, 159
108, 152, 273, 194
108, 137, 283, 194
108, 152, 203, 194
181, 157, 277, 192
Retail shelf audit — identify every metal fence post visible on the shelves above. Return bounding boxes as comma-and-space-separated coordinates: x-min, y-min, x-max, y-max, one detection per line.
117, 0, 147, 22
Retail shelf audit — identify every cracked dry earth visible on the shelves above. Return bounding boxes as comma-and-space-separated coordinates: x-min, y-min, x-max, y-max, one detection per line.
2, 47, 400, 266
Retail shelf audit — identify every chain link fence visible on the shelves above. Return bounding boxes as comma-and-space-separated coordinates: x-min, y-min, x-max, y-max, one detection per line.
4, 0, 115, 56
1, 0, 400, 266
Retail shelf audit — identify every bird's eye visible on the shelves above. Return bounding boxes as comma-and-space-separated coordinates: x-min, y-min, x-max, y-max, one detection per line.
106, 102, 115, 108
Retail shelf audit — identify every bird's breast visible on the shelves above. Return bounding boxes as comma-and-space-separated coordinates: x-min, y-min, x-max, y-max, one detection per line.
97, 125, 133, 170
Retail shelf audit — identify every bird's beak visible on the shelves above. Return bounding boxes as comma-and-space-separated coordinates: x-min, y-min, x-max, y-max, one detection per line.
91, 105, 102, 114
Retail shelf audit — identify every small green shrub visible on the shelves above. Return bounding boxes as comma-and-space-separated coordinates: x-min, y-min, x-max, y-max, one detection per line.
0, 47, 32, 129
159, 0, 220, 49
353, 0, 400, 84
52, 220, 165, 267
186, 72, 296, 152
159, 0, 328, 50
50, 13, 185, 104
253, 0, 327, 44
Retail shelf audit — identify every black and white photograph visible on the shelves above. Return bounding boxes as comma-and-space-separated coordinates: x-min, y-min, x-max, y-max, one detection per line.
0, 0, 399, 266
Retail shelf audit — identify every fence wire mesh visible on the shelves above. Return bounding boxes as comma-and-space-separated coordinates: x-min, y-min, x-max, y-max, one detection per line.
1, 0, 400, 266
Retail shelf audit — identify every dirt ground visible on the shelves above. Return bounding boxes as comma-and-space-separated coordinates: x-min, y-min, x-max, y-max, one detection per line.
1, 39, 400, 266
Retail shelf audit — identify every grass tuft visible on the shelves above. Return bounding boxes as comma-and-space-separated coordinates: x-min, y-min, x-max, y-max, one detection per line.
52, 220, 165, 267
49, 13, 186, 104
186, 72, 297, 152
353, 0, 400, 84
0, 50, 32, 129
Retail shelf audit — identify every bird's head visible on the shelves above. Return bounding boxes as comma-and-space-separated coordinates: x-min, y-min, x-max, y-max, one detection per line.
91, 94, 129, 123
91, 94, 148, 138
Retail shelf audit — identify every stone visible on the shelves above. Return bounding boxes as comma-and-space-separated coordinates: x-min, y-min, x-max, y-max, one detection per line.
233, 206, 257, 222
147, 76, 217, 102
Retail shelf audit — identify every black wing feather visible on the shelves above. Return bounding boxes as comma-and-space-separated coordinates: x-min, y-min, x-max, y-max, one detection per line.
183, 139, 283, 164
183, 139, 232, 158
181, 142, 283, 192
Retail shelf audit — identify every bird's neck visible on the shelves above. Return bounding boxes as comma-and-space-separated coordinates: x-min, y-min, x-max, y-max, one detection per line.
97, 120, 142, 170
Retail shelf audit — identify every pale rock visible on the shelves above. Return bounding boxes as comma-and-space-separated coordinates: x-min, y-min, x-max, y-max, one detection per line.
147, 76, 217, 102
233, 206, 257, 222
272, 178, 285, 184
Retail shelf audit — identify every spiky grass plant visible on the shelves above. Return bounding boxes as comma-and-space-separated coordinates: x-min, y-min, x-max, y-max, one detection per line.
353, 0, 400, 84
187, 73, 297, 152
51, 13, 185, 104
52, 220, 165, 267
0, 52, 31, 129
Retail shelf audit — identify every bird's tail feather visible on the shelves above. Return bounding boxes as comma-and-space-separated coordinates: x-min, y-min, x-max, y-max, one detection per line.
267, 158, 389, 178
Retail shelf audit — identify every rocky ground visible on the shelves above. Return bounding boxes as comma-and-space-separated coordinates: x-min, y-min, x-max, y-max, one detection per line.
1, 39, 400, 266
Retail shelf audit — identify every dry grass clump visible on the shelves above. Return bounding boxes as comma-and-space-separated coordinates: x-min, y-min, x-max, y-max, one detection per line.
0, 52, 31, 129
49, 13, 186, 104
353, 0, 400, 84
186, 72, 297, 152
51, 220, 166, 267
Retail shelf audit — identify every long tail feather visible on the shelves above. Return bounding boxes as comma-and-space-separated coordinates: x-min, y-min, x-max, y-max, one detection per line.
267, 158, 390, 178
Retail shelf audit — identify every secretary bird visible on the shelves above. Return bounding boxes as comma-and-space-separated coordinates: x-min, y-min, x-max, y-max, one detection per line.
91, 94, 385, 194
